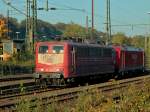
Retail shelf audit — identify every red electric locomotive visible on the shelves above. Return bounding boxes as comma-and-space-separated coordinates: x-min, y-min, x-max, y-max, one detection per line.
35, 41, 115, 85
112, 45, 144, 75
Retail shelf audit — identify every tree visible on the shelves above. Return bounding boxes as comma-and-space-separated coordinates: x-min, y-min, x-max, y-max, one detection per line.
63, 23, 86, 39
19, 19, 63, 41
87, 28, 103, 40
55, 22, 67, 32
8, 17, 19, 39
112, 32, 129, 45
130, 35, 145, 48
0, 18, 8, 40
35, 19, 62, 41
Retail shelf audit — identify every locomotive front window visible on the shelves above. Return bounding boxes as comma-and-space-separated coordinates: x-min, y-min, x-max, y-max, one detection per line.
52, 46, 64, 53
39, 46, 48, 53
38, 45, 64, 65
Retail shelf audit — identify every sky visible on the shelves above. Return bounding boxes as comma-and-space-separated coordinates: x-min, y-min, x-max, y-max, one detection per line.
1, 0, 150, 36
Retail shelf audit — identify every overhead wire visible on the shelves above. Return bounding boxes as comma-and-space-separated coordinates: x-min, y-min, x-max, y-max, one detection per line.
2, 0, 27, 16
3, 0, 130, 27
2, 0, 148, 35
44, 0, 128, 25
45, 0, 149, 35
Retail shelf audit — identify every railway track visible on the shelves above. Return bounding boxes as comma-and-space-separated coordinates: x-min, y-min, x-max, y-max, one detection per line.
0, 74, 35, 98
0, 74, 150, 111
0, 74, 33, 82
0, 87, 64, 111
0, 72, 148, 96
0, 84, 65, 100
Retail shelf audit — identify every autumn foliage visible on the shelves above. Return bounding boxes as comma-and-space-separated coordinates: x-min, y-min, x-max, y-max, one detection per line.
0, 18, 9, 40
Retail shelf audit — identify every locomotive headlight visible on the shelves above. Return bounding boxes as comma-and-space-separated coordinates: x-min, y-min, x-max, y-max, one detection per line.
56, 68, 60, 72
41, 68, 44, 71
56, 68, 64, 72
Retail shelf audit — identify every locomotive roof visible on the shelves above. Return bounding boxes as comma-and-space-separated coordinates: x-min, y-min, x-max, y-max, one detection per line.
36, 41, 111, 48
112, 45, 144, 52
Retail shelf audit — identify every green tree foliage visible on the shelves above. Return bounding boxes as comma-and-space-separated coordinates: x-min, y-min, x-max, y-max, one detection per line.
112, 32, 130, 45
37, 19, 62, 36
87, 28, 102, 40
112, 33, 145, 48
63, 23, 86, 39
1, 15, 146, 48
55, 22, 67, 32
130, 35, 145, 48
20, 19, 63, 41
1, 15, 104, 42
35, 19, 62, 41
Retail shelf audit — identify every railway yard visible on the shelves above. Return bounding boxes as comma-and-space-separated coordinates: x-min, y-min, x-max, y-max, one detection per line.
0, 43, 150, 111
0, 73, 150, 111
1, 0, 150, 111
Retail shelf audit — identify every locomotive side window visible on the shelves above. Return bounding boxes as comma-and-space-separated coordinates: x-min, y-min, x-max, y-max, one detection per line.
39, 46, 48, 53
53, 46, 64, 53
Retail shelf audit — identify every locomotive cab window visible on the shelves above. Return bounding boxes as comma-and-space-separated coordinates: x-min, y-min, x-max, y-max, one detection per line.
38, 45, 64, 65
38, 46, 48, 53
52, 46, 64, 53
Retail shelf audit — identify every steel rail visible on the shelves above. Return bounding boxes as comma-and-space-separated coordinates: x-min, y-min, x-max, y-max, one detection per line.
0, 74, 33, 82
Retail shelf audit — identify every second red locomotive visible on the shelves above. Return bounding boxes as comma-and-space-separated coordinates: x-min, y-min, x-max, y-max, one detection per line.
113, 46, 144, 75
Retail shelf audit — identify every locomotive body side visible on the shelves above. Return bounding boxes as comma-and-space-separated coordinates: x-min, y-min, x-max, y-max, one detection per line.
66, 43, 115, 78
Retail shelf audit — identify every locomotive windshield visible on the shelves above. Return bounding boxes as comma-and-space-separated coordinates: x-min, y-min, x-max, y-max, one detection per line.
38, 45, 64, 65
39, 46, 48, 53
52, 46, 64, 53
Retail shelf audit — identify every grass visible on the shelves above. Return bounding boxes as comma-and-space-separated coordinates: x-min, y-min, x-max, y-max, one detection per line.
0, 51, 35, 76
0, 60, 34, 76
15, 80, 150, 112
